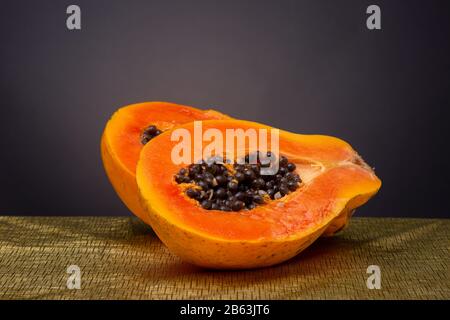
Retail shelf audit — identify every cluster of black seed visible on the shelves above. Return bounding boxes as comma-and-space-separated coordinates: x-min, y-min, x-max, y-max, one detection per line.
141, 125, 162, 145
174, 153, 301, 212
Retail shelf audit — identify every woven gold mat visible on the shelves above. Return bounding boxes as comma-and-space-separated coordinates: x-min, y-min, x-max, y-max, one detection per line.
0, 216, 448, 300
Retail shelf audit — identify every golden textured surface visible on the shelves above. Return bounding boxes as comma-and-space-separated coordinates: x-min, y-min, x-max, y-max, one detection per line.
0, 216, 448, 299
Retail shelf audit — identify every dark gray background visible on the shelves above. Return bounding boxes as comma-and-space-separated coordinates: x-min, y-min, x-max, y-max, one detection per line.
1, 0, 449, 217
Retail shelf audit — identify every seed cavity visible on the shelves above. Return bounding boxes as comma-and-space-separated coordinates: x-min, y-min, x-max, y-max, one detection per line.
141, 125, 162, 145
174, 152, 302, 212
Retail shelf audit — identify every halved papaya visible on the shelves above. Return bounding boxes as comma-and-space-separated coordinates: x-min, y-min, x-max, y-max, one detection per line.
101, 102, 230, 224
136, 119, 381, 269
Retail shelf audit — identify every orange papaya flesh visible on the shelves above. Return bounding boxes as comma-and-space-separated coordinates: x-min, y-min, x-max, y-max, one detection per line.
101, 102, 230, 224
136, 119, 381, 269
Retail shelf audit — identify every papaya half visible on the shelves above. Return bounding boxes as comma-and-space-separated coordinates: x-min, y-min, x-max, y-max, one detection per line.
101, 102, 230, 225
136, 119, 381, 269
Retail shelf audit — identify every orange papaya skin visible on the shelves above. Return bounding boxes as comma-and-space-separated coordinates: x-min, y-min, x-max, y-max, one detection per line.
101, 102, 230, 225
136, 119, 381, 269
